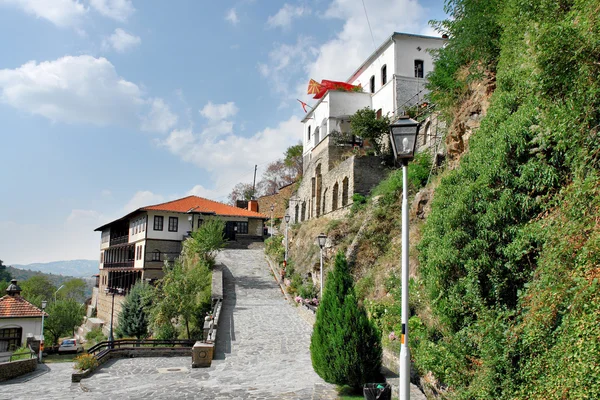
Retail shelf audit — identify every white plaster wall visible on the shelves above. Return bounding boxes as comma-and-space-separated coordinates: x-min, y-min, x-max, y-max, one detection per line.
146, 211, 188, 241
348, 41, 396, 94
393, 35, 445, 78
371, 80, 396, 116
129, 214, 147, 243
0, 318, 43, 347
134, 239, 146, 269
303, 91, 371, 156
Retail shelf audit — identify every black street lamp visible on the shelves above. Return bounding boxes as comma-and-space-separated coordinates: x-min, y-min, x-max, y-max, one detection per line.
316, 233, 327, 297
39, 300, 47, 362
389, 115, 420, 400
284, 214, 291, 265
270, 204, 275, 237
104, 286, 124, 348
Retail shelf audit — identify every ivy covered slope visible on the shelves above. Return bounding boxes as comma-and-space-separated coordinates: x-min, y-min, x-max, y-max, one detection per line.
416, 0, 600, 398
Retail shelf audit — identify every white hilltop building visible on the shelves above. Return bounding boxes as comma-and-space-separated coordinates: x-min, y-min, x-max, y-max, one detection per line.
290, 32, 446, 223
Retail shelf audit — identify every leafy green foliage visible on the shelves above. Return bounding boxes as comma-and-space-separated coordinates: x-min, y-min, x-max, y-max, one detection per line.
44, 299, 85, 346
264, 234, 285, 263
413, 0, 600, 397
58, 279, 87, 303
74, 353, 98, 371
116, 281, 153, 340
21, 275, 56, 308
187, 217, 226, 266
349, 107, 391, 155
0, 260, 12, 282
85, 327, 106, 344
310, 252, 383, 390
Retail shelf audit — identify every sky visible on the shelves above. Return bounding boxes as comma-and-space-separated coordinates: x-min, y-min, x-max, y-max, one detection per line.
0, 0, 446, 265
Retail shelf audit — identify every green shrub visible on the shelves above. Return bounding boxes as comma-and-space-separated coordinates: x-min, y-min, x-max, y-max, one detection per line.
264, 235, 285, 263
298, 281, 318, 299
85, 327, 105, 344
74, 353, 98, 371
310, 252, 383, 390
350, 193, 367, 213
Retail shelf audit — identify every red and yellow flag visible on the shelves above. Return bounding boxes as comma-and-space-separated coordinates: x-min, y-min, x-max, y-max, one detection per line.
307, 79, 323, 95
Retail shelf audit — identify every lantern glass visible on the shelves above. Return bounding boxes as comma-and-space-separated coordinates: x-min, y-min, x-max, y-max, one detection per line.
41, 300, 47, 309
317, 233, 327, 249
285, 215, 290, 223
389, 117, 420, 160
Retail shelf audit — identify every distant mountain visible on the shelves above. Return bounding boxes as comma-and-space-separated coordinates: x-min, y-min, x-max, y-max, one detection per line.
11, 259, 98, 278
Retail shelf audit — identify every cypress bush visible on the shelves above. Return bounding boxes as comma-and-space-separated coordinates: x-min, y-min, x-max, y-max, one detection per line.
116, 281, 152, 340
310, 251, 383, 390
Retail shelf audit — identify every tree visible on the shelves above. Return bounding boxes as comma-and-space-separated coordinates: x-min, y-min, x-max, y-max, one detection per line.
44, 299, 85, 345
284, 143, 303, 179
0, 260, 12, 282
349, 107, 391, 155
187, 218, 226, 266
59, 278, 87, 303
116, 281, 153, 340
228, 182, 255, 205
310, 252, 383, 391
21, 275, 56, 307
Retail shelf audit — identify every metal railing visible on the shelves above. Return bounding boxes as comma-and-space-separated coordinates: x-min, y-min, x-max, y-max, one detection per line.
87, 339, 196, 356
8, 346, 36, 362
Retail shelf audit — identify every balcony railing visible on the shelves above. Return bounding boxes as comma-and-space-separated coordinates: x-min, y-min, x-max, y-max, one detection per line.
103, 261, 134, 269
109, 236, 129, 246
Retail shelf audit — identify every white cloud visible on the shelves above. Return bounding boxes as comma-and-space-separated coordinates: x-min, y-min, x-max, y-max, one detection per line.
89, 0, 134, 22
123, 190, 165, 213
0, 55, 177, 132
258, 35, 318, 97
225, 8, 239, 25
187, 184, 222, 200
160, 115, 303, 191
0, 0, 87, 27
66, 209, 102, 223
307, 0, 424, 82
199, 101, 238, 121
102, 28, 141, 53
141, 98, 178, 133
267, 4, 309, 29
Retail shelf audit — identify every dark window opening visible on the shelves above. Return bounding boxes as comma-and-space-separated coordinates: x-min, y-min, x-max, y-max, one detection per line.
168, 217, 178, 232
154, 216, 164, 231
152, 251, 161, 261
197, 219, 203, 229
237, 221, 248, 234
308, 126, 311, 141
376, 109, 382, 119
0, 327, 23, 352
369, 75, 375, 93
414, 60, 424, 78
381, 64, 387, 85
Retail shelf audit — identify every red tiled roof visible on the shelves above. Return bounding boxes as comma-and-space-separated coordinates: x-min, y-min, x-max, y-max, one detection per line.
0, 295, 47, 318
143, 195, 268, 219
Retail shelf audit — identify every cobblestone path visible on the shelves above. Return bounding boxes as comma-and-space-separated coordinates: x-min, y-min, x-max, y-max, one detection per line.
0, 249, 338, 400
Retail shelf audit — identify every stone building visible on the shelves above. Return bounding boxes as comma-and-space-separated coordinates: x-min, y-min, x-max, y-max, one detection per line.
92, 195, 267, 333
291, 33, 446, 222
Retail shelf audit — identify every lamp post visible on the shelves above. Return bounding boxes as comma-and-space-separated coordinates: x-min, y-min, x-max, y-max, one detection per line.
270, 204, 275, 236
284, 214, 291, 265
389, 115, 420, 400
316, 233, 327, 297
104, 287, 123, 348
54, 284, 64, 302
39, 300, 47, 362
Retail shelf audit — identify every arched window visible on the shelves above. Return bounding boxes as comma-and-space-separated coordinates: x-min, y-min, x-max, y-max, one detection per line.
295, 204, 299, 223
314, 126, 320, 143
369, 75, 375, 93
414, 60, 424, 78
322, 188, 328, 214
332, 182, 339, 211
381, 64, 387, 85
301, 202, 306, 221
342, 177, 349, 207
315, 164, 322, 217
307, 125, 311, 141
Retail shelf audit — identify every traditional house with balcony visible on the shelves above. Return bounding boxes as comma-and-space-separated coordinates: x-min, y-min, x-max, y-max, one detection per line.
92, 195, 267, 331
291, 32, 445, 222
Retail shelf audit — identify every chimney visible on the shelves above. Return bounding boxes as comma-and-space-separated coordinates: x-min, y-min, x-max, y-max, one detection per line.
248, 199, 259, 212
6, 279, 22, 296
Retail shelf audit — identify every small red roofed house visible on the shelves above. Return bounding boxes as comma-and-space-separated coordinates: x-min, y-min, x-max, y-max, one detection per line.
0, 280, 47, 354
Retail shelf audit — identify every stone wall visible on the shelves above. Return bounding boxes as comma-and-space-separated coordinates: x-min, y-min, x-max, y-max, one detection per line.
0, 358, 37, 382
96, 290, 125, 336
293, 141, 386, 224
257, 182, 296, 219
395, 75, 428, 112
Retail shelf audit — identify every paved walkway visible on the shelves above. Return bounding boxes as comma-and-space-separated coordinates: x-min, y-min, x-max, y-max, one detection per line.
0, 249, 338, 399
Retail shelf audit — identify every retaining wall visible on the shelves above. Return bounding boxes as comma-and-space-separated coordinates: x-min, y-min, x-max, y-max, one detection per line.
0, 358, 37, 382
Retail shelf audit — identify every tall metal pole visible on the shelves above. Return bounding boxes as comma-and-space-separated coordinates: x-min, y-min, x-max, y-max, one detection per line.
271, 206, 274, 237
109, 291, 115, 348
400, 161, 411, 400
284, 220, 289, 263
39, 302, 46, 362
319, 247, 324, 297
